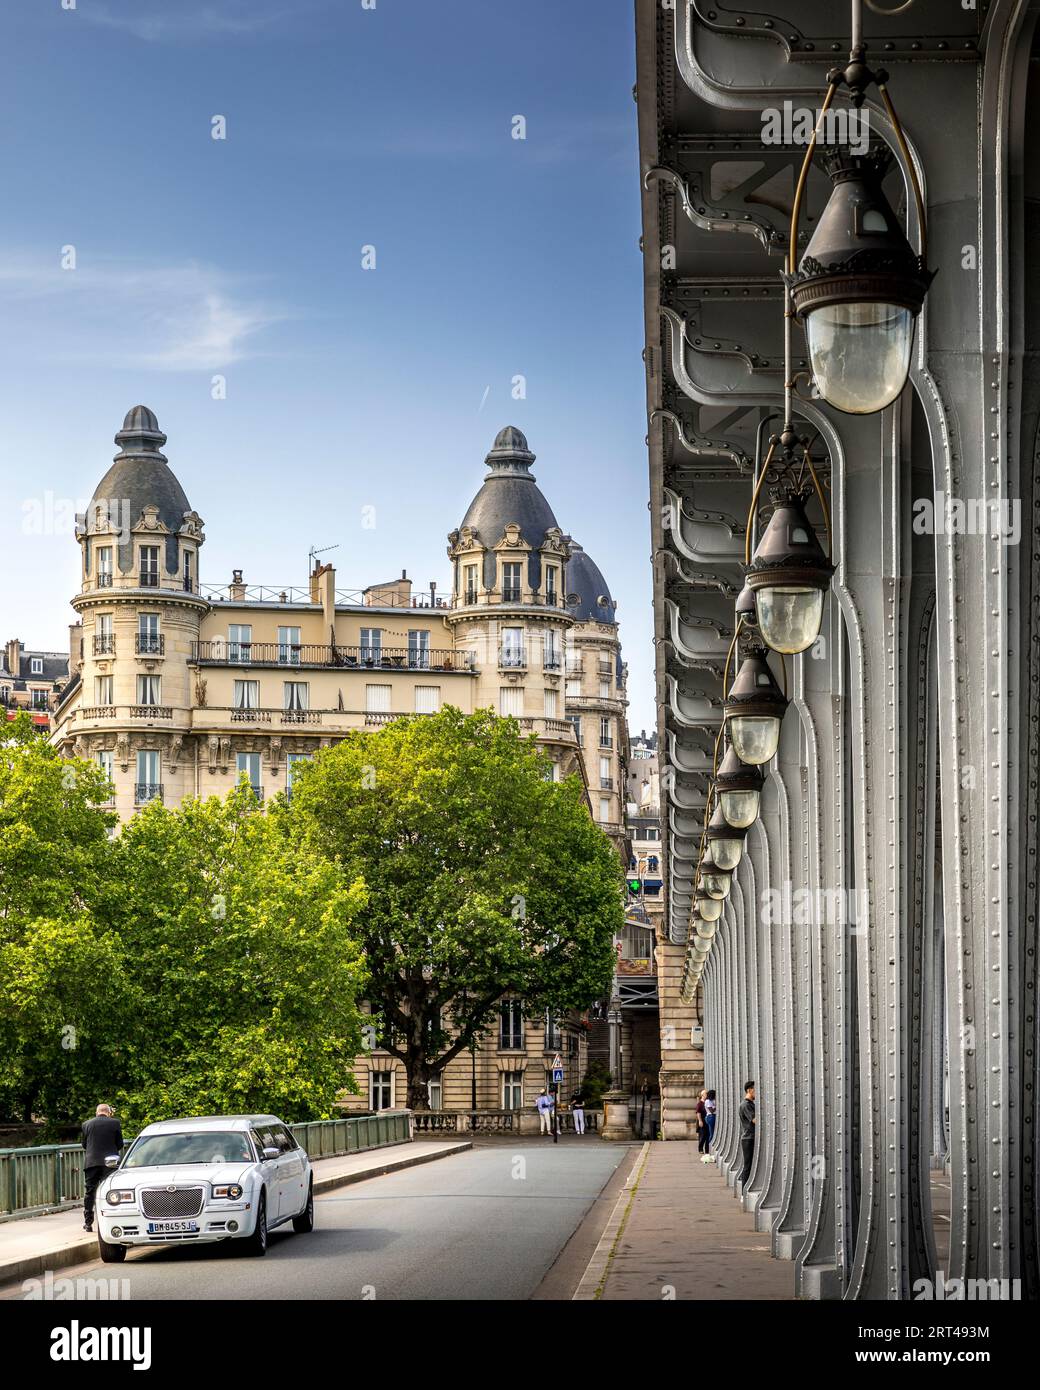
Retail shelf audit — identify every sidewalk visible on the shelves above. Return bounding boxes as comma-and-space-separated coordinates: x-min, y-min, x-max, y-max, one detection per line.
0, 1138, 470, 1287
575, 1142, 794, 1300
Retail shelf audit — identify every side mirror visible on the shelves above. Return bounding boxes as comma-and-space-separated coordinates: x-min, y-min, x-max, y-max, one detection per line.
262, 1146, 280, 1160
104, 1154, 120, 1169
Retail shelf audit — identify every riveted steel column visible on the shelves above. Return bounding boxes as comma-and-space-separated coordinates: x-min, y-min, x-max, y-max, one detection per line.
794, 593, 849, 1300
773, 713, 810, 1259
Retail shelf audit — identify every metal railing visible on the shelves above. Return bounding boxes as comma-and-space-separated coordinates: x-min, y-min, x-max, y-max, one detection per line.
498, 647, 527, 668
134, 783, 163, 804
93, 635, 115, 656
192, 642, 473, 672
136, 634, 165, 655
0, 1112, 412, 1220
410, 1109, 601, 1136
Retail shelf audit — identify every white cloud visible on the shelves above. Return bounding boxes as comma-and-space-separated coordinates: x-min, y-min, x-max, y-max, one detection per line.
0, 254, 289, 371
81, 1, 302, 43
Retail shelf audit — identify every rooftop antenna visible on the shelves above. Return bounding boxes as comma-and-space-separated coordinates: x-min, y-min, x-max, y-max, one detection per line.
308, 543, 339, 576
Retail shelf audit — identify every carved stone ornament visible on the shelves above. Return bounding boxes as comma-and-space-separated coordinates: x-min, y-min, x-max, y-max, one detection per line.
136, 504, 169, 534
116, 734, 130, 771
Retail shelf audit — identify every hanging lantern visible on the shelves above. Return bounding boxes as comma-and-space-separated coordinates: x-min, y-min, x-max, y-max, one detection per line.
706, 801, 749, 871
695, 890, 723, 923
698, 847, 732, 900
714, 742, 765, 829
787, 150, 934, 415
724, 647, 789, 766
735, 579, 758, 630
745, 491, 834, 654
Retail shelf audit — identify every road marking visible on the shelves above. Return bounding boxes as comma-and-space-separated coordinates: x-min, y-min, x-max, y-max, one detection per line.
572, 1142, 651, 1300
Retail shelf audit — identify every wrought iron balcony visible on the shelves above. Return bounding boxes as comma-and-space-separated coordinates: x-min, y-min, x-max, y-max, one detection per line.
600, 777, 614, 790
134, 783, 163, 804
139, 572, 160, 588
93, 634, 115, 655
136, 634, 165, 655
192, 642, 473, 672
498, 647, 527, 669
96, 572, 114, 588
501, 587, 523, 603
543, 654, 562, 671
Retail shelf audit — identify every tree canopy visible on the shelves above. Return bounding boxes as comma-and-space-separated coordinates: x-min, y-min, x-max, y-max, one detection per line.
288, 706, 623, 1107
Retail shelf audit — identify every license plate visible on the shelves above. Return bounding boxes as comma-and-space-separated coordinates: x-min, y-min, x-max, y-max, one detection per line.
147, 1220, 199, 1233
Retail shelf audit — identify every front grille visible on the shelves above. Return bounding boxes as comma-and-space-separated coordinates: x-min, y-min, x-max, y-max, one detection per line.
140, 1186, 204, 1220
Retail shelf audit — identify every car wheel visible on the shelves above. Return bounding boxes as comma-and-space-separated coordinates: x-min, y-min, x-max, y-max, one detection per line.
243, 1191, 268, 1256
97, 1233, 126, 1264
292, 1180, 314, 1234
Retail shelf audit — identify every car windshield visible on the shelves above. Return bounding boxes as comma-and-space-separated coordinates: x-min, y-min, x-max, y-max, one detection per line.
124, 1131, 254, 1168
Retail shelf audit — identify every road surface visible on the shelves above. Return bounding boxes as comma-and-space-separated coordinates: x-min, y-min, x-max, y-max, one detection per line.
5, 1140, 632, 1301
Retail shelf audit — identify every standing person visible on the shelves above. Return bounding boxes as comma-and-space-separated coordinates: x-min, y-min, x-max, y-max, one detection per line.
696, 1089, 710, 1161
705, 1089, 717, 1159
81, 1103, 123, 1233
570, 1091, 586, 1136
738, 1081, 756, 1186
536, 1089, 554, 1136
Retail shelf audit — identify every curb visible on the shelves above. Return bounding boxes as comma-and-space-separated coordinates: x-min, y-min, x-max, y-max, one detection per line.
572, 1140, 651, 1300
2, 1140, 472, 1289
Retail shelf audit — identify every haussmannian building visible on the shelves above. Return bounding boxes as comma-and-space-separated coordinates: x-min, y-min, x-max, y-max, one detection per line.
50, 407, 629, 1117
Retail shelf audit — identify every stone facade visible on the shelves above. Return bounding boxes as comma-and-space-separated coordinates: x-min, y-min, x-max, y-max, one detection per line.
50, 409, 628, 1118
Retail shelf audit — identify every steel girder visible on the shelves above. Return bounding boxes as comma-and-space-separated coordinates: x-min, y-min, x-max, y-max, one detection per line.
636, 0, 1040, 1297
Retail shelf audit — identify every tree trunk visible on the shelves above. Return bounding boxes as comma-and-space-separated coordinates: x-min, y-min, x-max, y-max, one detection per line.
405, 1049, 432, 1110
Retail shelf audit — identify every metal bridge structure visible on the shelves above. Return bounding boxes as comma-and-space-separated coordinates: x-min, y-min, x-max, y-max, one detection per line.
635, 0, 1040, 1298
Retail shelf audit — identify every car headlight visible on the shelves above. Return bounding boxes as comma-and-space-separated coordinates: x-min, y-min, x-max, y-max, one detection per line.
212, 1183, 243, 1200
105, 1190, 135, 1205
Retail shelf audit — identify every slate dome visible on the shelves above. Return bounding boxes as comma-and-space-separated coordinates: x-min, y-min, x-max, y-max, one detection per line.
457, 427, 561, 592
84, 406, 193, 574
565, 542, 617, 625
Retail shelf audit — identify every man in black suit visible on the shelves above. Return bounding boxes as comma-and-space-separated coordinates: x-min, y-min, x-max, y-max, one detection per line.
81, 1103, 124, 1232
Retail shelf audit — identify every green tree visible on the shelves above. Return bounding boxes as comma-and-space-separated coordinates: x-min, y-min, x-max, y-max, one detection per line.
287, 707, 623, 1109
0, 718, 122, 1121
106, 788, 367, 1128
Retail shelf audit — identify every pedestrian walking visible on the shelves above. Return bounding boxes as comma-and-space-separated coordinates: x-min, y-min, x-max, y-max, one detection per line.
81, 1102, 123, 1232
705, 1088, 717, 1159
696, 1089, 710, 1161
536, 1089, 555, 1136
570, 1091, 586, 1136
738, 1081, 756, 1186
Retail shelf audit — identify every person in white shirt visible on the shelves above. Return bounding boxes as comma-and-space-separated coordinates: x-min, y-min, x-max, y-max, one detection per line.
535, 1090, 555, 1135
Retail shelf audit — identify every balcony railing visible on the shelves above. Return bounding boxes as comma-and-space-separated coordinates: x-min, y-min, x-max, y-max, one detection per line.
139, 572, 160, 588
80, 706, 116, 719
134, 783, 163, 804
543, 654, 562, 671
231, 707, 270, 722
92, 634, 115, 656
96, 572, 113, 588
136, 634, 165, 655
130, 705, 172, 719
498, 647, 527, 669
599, 736, 614, 749
192, 642, 473, 672
501, 587, 523, 603
600, 777, 614, 790
280, 708, 322, 724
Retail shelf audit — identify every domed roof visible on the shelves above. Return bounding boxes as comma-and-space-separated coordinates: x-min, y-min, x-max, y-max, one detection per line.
565, 542, 617, 625
83, 406, 193, 574
457, 427, 562, 592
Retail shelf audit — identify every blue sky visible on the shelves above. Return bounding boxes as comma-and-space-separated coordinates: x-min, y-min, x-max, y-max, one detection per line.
0, 0, 654, 729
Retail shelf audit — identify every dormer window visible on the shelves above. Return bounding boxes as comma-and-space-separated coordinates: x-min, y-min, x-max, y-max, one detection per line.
502, 562, 522, 603
140, 546, 160, 588
30, 657, 43, 675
